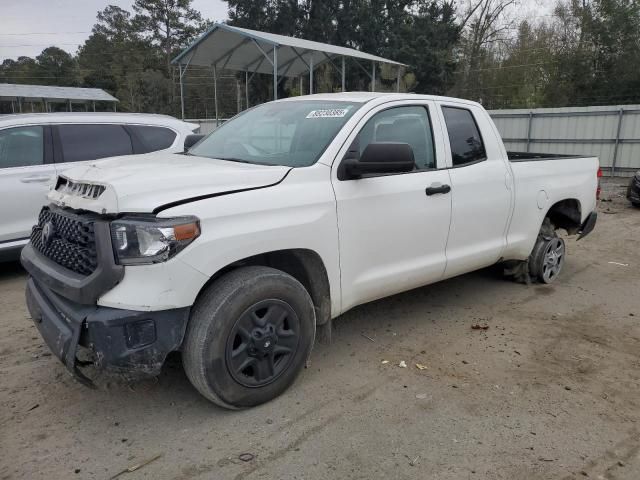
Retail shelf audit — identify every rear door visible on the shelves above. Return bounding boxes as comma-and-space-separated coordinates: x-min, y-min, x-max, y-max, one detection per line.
0, 125, 56, 244
436, 103, 513, 278
332, 100, 453, 312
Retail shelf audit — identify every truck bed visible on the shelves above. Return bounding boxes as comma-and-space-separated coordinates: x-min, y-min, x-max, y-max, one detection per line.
507, 151, 582, 162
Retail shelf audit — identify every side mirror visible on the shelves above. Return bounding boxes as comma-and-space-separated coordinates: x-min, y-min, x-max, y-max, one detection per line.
340, 142, 415, 180
184, 134, 205, 151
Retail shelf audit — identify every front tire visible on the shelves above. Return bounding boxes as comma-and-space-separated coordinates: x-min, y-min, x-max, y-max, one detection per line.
182, 266, 315, 409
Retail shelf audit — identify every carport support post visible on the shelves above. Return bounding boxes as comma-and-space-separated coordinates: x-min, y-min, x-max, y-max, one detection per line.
92, 101, 96, 112
341, 57, 346, 92
179, 64, 185, 119
273, 47, 278, 100
371, 62, 376, 92
213, 66, 219, 127
245, 71, 249, 109
611, 108, 624, 176
396, 66, 401, 92
309, 56, 314, 94
526, 111, 533, 153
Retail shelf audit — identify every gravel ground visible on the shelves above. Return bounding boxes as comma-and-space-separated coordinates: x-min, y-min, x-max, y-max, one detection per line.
1, 178, 639, 480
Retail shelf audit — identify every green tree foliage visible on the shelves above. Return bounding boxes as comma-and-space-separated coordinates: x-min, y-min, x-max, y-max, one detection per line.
133, 0, 209, 70
226, 0, 461, 94
0, 48, 78, 88
454, 0, 640, 108
1, 0, 639, 114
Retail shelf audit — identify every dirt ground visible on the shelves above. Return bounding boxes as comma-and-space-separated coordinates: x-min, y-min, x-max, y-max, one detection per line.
1, 178, 639, 480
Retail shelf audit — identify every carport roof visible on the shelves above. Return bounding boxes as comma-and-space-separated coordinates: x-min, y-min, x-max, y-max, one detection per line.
0, 83, 118, 103
172, 23, 406, 78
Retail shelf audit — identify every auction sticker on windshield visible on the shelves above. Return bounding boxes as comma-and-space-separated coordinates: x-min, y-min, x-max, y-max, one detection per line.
306, 109, 349, 119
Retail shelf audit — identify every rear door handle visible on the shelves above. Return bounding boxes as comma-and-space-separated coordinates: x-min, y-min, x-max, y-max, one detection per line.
425, 184, 451, 196
20, 175, 51, 183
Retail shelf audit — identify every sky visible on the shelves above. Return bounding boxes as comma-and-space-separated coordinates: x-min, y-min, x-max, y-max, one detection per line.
0, 0, 229, 61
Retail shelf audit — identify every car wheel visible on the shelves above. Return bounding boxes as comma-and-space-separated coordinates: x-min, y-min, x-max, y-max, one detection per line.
529, 221, 566, 284
182, 266, 315, 409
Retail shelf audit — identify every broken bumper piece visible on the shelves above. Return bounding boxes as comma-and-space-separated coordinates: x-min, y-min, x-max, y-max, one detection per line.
25, 277, 190, 386
577, 211, 597, 240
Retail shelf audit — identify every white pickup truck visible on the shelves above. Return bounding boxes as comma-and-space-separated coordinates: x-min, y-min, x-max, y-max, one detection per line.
21, 93, 599, 409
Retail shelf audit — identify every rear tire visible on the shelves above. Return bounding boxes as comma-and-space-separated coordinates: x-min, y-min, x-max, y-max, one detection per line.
529, 219, 565, 284
182, 266, 315, 409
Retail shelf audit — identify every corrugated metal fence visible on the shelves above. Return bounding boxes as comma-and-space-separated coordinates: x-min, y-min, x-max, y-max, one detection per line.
489, 105, 640, 176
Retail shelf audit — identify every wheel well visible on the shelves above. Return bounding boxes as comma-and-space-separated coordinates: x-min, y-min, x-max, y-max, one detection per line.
200, 249, 331, 326
545, 199, 581, 234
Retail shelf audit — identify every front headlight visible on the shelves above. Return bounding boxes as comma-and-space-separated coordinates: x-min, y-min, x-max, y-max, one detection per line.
110, 216, 200, 265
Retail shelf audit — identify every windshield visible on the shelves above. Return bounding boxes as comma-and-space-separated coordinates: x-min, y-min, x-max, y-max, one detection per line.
189, 100, 361, 167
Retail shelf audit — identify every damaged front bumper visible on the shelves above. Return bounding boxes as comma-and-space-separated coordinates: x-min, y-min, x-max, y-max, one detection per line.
25, 277, 190, 386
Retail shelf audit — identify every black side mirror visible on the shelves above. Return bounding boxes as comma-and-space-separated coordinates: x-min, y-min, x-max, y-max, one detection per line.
184, 134, 205, 151
339, 142, 415, 180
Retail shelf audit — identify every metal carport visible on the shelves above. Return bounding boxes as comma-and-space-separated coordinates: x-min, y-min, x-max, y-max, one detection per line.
0, 83, 119, 113
172, 23, 406, 119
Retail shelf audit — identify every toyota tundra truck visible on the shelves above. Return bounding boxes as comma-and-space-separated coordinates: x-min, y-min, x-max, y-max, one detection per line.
21, 93, 599, 409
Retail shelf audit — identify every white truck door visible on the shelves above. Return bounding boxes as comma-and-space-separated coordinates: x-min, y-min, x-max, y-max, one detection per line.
437, 104, 513, 279
0, 125, 56, 244
332, 102, 452, 313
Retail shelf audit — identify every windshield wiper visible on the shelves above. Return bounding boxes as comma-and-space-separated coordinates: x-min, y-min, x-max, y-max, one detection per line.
216, 157, 272, 166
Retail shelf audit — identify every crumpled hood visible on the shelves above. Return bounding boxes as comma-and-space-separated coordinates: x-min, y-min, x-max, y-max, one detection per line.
48, 152, 291, 214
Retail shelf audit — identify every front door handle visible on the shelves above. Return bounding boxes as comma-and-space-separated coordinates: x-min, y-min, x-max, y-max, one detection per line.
425, 184, 451, 196
20, 175, 51, 183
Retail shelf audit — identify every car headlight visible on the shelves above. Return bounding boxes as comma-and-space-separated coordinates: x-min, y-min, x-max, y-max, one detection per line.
110, 216, 200, 265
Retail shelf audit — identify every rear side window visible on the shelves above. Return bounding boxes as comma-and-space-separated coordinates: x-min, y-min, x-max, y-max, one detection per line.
0, 126, 44, 168
57, 124, 133, 163
130, 125, 177, 151
442, 107, 486, 166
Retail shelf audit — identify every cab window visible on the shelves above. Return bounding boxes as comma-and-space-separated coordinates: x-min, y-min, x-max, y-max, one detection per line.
356, 106, 436, 170
442, 107, 487, 166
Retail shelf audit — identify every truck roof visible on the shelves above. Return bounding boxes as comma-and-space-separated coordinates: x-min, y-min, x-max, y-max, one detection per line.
277, 91, 482, 107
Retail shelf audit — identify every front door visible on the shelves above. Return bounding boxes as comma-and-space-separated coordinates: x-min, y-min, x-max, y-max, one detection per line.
332, 102, 453, 313
0, 125, 56, 244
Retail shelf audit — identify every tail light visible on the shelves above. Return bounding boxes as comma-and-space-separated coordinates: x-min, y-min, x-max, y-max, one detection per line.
596, 167, 602, 200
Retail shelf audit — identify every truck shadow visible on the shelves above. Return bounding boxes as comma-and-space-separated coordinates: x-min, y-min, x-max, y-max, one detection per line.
0, 260, 25, 280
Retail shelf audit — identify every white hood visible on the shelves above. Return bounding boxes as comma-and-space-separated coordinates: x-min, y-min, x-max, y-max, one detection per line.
48, 152, 291, 214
